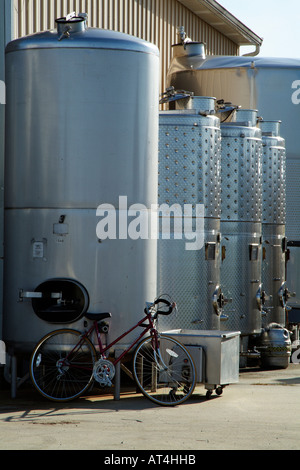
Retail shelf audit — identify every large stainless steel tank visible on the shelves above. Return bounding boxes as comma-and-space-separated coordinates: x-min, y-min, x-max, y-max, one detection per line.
219, 109, 263, 338
167, 43, 300, 317
260, 120, 287, 327
3, 15, 159, 354
157, 94, 223, 331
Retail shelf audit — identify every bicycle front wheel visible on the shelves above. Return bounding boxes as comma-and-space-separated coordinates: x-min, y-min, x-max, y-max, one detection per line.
133, 334, 196, 406
30, 329, 97, 402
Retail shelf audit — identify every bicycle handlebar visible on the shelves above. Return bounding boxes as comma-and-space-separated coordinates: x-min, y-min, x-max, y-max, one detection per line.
153, 298, 176, 315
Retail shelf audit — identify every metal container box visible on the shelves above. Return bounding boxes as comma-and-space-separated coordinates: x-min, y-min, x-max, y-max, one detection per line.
157, 96, 223, 331
163, 329, 240, 389
4, 16, 159, 353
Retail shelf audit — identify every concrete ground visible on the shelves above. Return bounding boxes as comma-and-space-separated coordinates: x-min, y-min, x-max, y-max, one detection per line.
0, 363, 300, 451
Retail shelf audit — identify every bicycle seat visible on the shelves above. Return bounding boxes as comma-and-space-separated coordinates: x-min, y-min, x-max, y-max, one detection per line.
84, 312, 112, 321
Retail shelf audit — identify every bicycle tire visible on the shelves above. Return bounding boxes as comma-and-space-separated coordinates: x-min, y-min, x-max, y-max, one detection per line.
132, 334, 196, 406
30, 329, 97, 402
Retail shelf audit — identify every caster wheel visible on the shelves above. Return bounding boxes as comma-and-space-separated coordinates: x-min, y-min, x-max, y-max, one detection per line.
216, 386, 223, 396
206, 390, 212, 399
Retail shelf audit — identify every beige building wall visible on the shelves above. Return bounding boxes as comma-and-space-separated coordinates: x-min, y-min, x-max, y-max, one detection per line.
13, 0, 239, 96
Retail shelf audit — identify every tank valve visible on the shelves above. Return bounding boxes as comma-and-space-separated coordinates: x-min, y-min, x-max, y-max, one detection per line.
256, 284, 272, 311
279, 282, 295, 309
212, 286, 232, 315
58, 26, 71, 41
159, 86, 193, 104
177, 26, 192, 46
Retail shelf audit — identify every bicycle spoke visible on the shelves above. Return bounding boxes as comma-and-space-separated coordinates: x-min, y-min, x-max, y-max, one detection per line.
133, 335, 196, 406
30, 330, 96, 402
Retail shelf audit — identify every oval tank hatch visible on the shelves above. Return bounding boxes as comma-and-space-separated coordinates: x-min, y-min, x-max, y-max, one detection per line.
32, 278, 89, 324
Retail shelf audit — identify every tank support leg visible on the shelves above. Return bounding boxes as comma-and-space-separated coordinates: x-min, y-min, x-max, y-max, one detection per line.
114, 357, 121, 401
8, 354, 29, 398
11, 355, 17, 399
113, 349, 134, 400
114, 349, 126, 401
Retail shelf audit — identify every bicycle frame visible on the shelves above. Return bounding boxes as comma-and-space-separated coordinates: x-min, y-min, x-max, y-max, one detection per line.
66, 304, 159, 368
30, 298, 198, 405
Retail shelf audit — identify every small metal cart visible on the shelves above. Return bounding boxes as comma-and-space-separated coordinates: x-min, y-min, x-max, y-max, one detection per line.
162, 329, 240, 398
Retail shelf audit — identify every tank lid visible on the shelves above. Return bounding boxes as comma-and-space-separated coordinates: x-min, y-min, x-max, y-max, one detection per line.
6, 20, 159, 56
175, 95, 216, 114
172, 42, 206, 59
235, 109, 259, 127
183, 54, 300, 70
56, 14, 86, 38
259, 120, 282, 136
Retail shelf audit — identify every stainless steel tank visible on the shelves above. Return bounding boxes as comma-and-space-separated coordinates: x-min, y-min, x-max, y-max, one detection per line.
3, 15, 159, 354
219, 109, 263, 337
166, 44, 300, 317
157, 93, 223, 331
260, 120, 287, 327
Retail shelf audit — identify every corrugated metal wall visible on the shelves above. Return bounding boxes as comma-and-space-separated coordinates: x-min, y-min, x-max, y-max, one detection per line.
13, 0, 239, 96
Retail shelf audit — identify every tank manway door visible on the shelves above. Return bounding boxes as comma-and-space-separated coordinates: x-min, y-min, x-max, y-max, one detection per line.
19, 279, 89, 323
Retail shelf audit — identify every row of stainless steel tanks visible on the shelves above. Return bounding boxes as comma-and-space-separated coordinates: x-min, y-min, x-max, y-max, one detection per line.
2, 18, 292, 373
159, 39, 294, 367
157, 91, 291, 367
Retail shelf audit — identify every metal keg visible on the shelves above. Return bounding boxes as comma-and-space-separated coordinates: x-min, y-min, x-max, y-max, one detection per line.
257, 323, 291, 369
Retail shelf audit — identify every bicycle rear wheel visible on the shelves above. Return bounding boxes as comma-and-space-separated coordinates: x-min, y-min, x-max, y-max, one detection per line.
133, 334, 196, 406
30, 329, 97, 402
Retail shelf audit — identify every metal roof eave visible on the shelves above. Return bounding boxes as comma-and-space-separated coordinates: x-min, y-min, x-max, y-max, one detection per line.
177, 0, 263, 46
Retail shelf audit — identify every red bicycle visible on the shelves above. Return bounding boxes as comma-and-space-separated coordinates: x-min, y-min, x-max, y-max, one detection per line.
30, 297, 196, 406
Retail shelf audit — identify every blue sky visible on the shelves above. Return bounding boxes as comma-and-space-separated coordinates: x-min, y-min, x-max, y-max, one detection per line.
217, 0, 300, 58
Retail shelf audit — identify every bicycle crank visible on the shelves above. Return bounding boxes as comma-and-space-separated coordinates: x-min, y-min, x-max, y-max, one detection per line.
93, 359, 115, 387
